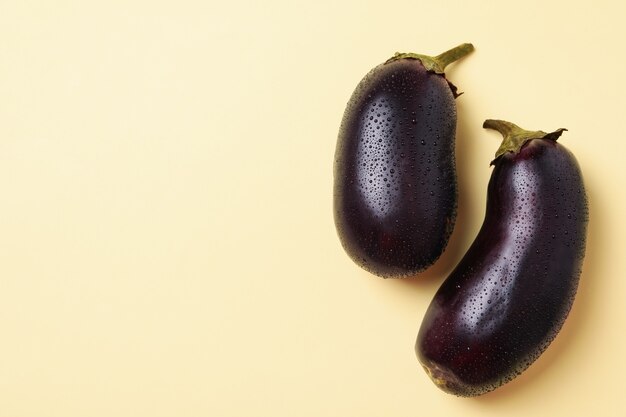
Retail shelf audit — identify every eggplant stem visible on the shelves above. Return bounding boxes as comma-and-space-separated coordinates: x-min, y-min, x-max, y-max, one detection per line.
483, 119, 567, 164
385, 43, 474, 74
434, 43, 475, 71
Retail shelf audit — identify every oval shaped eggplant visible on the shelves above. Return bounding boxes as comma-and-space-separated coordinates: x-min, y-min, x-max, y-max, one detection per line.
333, 44, 474, 278
416, 120, 589, 396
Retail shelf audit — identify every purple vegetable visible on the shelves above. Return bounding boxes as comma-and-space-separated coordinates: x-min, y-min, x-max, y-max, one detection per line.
333, 44, 474, 278
417, 119, 589, 396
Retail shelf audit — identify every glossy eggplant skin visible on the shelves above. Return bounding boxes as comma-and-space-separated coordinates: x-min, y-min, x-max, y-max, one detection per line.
417, 138, 588, 396
334, 59, 458, 278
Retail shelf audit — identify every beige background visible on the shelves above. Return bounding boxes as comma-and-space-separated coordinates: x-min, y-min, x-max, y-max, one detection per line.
0, 0, 624, 416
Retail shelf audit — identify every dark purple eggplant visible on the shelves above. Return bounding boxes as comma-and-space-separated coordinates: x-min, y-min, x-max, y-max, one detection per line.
416, 119, 589, 396
333, 43, 474, 278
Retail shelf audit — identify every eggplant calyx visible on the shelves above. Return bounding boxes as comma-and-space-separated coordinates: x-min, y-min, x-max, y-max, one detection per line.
483, 119, 567, 165
385, 43, 474, 74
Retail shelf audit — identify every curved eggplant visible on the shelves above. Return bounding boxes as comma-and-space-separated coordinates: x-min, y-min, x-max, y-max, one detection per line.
416, 119, 589, 396
334, 44, 474, 278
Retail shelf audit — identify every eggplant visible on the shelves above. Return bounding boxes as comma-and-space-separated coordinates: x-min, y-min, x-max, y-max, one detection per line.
416, 120, 589, 396
333, 43, 474, 278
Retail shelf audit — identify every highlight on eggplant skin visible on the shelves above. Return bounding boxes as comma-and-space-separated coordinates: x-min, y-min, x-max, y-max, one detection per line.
416, 120, 589, 396
333, 44, 474, 278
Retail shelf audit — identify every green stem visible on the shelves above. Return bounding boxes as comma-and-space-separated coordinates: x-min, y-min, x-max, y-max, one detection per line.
483, 119, 567, 164
385, 43, 474, 74
434, 43, 475, 71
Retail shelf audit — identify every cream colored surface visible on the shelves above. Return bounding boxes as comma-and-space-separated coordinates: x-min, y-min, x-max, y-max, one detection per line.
0, 1, 623, 416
